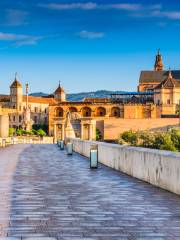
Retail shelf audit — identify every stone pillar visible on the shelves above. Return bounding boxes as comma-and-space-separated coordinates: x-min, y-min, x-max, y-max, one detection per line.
81, 123, 84, 140
54, 124, 57, 142
0, 115, 9, 138
62, 123, 65, 140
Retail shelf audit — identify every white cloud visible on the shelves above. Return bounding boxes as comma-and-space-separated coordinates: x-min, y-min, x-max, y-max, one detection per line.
152, 10, 180, 20
39, 2, 97, 10
0, 32, 42, 47
39, 2, 147, 11
5, 9, 28, 26
107, 4, 142, 11
77, 30, 105, 39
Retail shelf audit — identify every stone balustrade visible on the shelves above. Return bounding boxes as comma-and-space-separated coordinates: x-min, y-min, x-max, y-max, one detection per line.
0, 136, 54, 147
69, 138, 180, 195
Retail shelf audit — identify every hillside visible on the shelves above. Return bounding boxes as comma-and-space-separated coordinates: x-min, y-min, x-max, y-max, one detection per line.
30, 90, 126, 101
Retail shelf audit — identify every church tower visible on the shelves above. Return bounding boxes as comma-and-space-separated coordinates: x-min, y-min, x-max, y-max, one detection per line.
154, 50, 164, 71
54, 81, 66, 102
10, 73, 23, 110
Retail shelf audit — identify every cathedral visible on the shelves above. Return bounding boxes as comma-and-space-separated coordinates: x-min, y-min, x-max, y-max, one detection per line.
0, 51, 180, 140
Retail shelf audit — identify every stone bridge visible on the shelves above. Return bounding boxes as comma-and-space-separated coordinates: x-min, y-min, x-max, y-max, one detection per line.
0, 144, 180, 239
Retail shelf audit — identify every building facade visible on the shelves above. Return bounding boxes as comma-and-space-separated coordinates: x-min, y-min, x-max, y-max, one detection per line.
0, 51, 180, 140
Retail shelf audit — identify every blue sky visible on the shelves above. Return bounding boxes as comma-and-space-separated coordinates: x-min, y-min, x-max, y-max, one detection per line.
0, 0, 180, 94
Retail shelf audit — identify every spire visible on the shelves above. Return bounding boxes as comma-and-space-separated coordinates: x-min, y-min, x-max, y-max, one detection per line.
15, 72, 18, 80
168, 67, 173, 79
59, 80, 61, 88
154, 49, 164, 71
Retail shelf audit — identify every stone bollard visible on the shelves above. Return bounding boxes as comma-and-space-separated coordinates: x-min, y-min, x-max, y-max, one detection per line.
2, 139, 6, 148
90, 145, 98, 169
67, 142, 73, 155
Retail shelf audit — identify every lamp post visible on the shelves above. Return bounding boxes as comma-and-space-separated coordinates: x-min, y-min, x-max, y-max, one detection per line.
90, 145, 98, 169
67, 142, 73, 155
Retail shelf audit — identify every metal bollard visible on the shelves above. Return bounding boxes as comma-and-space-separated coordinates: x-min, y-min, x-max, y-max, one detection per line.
67, 142, 73, 155
60, 141, 64, 150
90, 145, 98, 169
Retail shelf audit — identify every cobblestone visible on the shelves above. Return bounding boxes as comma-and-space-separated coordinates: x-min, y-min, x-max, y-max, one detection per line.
0, 144, 180, 239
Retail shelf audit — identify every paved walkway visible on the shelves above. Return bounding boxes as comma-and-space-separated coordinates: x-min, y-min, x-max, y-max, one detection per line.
0, 144, 180, 240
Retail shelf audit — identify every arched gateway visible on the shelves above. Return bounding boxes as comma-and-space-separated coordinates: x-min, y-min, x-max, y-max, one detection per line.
54, 111, 96, 142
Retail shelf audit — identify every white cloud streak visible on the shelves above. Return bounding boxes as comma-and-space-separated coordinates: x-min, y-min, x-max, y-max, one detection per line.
0, 32, 42, 47
77, 30, 105, 39
39, 2, 152, 11
152, 10, 180, 20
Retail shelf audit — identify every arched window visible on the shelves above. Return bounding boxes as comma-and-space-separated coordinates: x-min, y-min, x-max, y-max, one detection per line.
55, 107, 64, 117
81, 107, 92, 117
111, 107, 120, 117
96, 107, 106, 117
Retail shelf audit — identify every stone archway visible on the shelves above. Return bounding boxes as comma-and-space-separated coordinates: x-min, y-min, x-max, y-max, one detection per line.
81, 107, 92, 117
111, 107, 120, 117
55, 107, 64, 117
96, 107, 106, 117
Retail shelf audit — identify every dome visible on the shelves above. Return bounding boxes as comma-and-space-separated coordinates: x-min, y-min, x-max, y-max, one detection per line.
10, 79, 22, 88
54, 81, 65, 94
54, 86, 65, 94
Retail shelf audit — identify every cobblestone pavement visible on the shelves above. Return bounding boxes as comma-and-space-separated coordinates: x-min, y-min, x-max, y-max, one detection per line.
0, 144, 180, 240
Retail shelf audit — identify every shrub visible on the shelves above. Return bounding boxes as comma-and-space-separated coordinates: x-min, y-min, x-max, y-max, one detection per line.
170, 129, 180, 151
121, 130, 138, 146
96, 129, 102, 141
37, 129, 46, 137
153, 133, 177, 152
16, 128, 24, 136
139, 131, 155, 148
9, 128, 15, 137
33, 124, 48, 134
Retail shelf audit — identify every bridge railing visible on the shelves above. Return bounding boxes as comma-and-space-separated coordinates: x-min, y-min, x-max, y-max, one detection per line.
0, 136, 54, 147
69, 138, 180, 195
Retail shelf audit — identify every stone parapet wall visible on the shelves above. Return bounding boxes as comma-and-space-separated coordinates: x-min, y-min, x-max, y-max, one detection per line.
0, 136, 54, 146
103, 118, 179, 140
70, 138, 180, 195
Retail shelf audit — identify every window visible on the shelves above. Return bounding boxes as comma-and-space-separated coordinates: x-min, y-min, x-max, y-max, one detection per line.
34, 116, 38, 124
45, 117, 47, 123
19, 116, 22, 123
34, 107, 38, 113
167, 99, 171, 105
13, 116, 16, 122
157, 99, 160, 105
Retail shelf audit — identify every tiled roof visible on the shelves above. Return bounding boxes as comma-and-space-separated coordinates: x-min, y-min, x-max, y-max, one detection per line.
23, 96, 57, 104
155, 77, 180, 89
139, 70, 180, 83
10, 79, 22, 88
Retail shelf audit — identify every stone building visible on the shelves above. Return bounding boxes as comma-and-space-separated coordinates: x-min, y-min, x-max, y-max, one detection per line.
0, 51, 180, 140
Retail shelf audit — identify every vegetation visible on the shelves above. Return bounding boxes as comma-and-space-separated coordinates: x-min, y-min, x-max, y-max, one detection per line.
32, 124, 48, 134
117, 129, 180, 152
9, 127, 46, 137
96, 129, 102, 141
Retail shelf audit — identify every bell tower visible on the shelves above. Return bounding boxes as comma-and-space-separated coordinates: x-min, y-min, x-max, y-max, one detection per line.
54, 81, 66, 102
10, 73, 23, 110
154, 49, 164, 71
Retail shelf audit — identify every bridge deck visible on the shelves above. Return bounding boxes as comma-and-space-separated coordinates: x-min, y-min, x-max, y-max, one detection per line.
0, 144, 180, 239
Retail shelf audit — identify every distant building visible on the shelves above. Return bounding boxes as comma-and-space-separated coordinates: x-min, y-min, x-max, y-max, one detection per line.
0, 51, 179, 140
